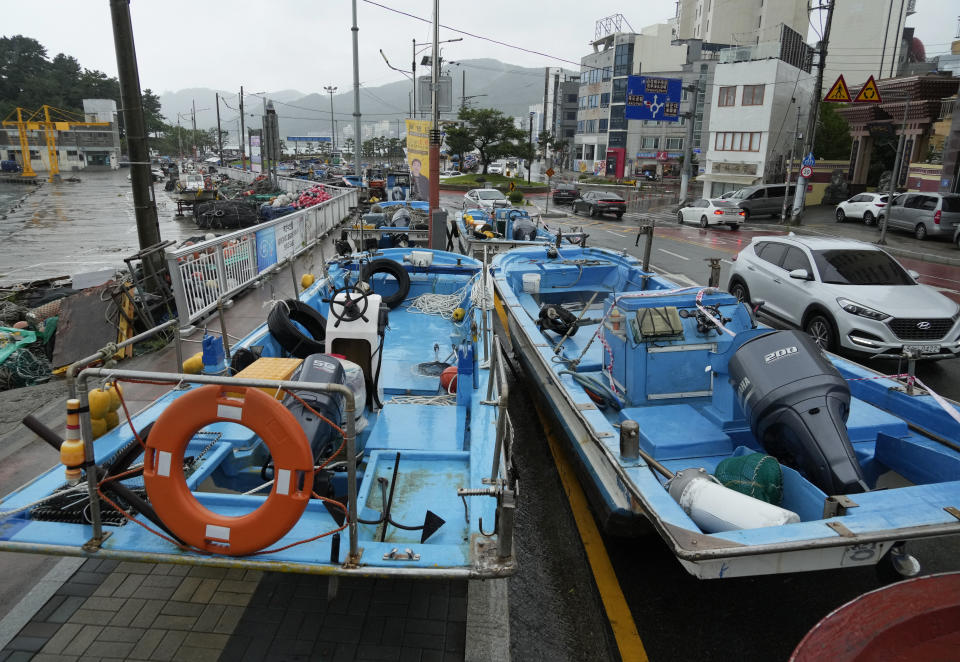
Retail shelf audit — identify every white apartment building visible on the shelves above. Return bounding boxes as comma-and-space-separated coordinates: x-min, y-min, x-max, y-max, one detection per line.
700, 47, 814, 197
675, 0, 807, 45
823, 0, 916, 86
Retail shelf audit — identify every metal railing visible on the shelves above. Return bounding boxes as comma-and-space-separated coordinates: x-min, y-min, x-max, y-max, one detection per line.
165, 185, 358, 330
218, 166, 341, 194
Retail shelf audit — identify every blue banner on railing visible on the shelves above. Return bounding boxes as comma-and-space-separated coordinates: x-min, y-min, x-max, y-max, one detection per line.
625, 76, 682, 122
256, 226, 278, 272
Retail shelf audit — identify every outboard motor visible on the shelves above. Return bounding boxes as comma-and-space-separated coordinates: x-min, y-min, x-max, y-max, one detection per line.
283, 353, 346, 461
512, 217, 537, 241
728, 330, 868, 495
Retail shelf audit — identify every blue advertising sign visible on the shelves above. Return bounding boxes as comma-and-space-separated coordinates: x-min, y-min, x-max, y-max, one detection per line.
625, 76, 682, 122
256, 226, 278, 273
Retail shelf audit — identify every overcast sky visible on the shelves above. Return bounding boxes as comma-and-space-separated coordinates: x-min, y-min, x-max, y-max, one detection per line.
3, 0, 957, 95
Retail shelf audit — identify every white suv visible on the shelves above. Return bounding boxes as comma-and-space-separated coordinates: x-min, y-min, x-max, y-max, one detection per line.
835, 192, 888, 226
727, 235, 960, 358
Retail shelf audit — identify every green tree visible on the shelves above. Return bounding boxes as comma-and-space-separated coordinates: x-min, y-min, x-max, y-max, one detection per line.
456, 107, 526, 173
142, 89, 166, 137
444, 123, 473, 170
0, 35, 50, 117
814, 103, 852, 160
343, 137, 355, 158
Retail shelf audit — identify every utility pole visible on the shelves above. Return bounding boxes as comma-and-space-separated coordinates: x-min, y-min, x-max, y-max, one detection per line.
528, 112, 534, 184
109, 0, 161, 270
879, 93, 911, 245
324, 85, 338, 150
351, 0, 362, 177
461, 69, 466, 111
239, 86, 246, 171
792, 0, 835, 223
412, 39, 417, 119
428, 0, 442, 247
215, 92, 224, 166
781, 105, 801, 223
678, 78, 700, 203
191, 99, 197, 159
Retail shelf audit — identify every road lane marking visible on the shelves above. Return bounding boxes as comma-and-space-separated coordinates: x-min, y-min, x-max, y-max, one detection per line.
533, 400, 649, 662
657, 248, 690, 261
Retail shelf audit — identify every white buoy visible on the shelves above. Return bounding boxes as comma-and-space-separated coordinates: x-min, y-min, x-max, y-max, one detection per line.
666, 468, 800, 533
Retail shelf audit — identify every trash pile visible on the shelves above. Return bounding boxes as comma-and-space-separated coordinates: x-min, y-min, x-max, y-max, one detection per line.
194, 200, 259, 229
295, 185, 332, 208
0, 300, 56, 390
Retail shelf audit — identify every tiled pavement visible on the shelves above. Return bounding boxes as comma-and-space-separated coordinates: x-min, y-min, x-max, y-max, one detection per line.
0, 559, 467, 661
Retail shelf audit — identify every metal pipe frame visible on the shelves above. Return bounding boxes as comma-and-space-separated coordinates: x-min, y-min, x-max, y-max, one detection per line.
65, 318, 180, 399
76, 368, 360, 565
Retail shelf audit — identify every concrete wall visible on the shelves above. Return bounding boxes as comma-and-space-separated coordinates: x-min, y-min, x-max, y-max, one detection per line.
676, 0, 806, 44
824, 0, 911, 86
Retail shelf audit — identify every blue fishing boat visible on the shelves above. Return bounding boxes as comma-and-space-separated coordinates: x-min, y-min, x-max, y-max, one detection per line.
491, 244, 960, 579
453, 207, 588, 259
0, 247, 516, 578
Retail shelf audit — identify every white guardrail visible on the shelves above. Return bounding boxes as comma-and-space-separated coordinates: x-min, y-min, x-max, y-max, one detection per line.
165, 169, 357, 330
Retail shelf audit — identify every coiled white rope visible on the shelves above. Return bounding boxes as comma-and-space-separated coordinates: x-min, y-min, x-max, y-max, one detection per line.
406, 275, 476, 318
471, 271, 494, 311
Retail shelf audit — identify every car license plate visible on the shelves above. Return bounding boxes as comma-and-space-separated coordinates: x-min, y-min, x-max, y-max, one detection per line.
906, 344, 941, 354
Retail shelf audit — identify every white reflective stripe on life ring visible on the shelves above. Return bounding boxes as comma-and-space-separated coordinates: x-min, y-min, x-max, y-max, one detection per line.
205, 524, 231, 541
276, 469, 291, 495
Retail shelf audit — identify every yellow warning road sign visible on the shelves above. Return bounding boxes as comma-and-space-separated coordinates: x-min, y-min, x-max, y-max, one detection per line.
823, 74, 852, 103
509, 181, 516, 192
853, 75, 882, 103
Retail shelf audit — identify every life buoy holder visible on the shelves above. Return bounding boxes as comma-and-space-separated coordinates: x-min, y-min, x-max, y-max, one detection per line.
143, 385, 314, 556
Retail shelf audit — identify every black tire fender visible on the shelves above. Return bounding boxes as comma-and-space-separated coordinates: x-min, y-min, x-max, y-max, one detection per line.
267, 299, 327, 358
360, 258, 411, 309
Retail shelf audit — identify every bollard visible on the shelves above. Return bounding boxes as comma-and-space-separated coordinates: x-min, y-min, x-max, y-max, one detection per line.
706, 257, 722, 289
620, 420, 640, 460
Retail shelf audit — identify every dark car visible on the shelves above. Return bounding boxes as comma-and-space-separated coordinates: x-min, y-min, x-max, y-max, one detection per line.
572, 191, 626, 219
552, 183, 579, 204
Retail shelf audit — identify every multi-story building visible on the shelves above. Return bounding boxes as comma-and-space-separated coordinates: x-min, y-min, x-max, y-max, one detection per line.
822, 0, 917, 87
699, 39, 814, 198
0, 99, 121, 172
675, 0, 807, 45
574, 20, 687, 177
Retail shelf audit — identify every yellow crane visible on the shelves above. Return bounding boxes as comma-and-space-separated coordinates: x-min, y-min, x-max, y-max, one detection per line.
2, 105, 112, 181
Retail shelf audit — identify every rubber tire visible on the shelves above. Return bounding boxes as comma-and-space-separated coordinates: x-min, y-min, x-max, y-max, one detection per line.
915, 223, 927, 240
728, 279, 750, 304
699, 216, 708, 229
616, 213, 624, 220
728, 224, 739, 231
677, 211, 684, 224
361, 258, 411, 309
805, 313, 837, 353
863, 211, 874, 226
268, 299, 326, 358
835, 208, 845, 222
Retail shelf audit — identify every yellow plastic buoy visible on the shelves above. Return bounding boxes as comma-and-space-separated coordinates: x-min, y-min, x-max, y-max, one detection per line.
90, 417, 108, 439
452, 307, 466, 322
183, 351, 204, 374
105, 410, 120, 430
88, 388, 111, 420
301, 273, 316, 289
107, 383, 123, 411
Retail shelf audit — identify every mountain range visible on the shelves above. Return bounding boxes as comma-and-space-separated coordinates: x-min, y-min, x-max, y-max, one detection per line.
157, 59, 574, 143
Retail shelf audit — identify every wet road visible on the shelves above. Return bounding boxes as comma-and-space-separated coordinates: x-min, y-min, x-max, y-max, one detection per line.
0, 170, 201, 286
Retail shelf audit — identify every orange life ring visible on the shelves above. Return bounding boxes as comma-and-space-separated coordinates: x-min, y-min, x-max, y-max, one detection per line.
143, 385, 314, 556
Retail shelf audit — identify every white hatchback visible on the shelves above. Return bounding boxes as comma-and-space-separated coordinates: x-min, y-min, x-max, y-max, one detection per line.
835, 192, 888, 226
677, 198, 745, 229
727, 235, 960, 359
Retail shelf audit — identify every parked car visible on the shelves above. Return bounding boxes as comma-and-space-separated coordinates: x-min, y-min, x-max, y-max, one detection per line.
462, 188, 510, 211
677, 198, 745, 229
552, 183, 579, 205
718, 189, 742, 199
835, 192, 888, 226
487, 164, 504, 175
879, 192, 960, 240
1, 160, 22, 173
727, 235, 960, 358
731, 183, 796, 219
572, 191, 626, 219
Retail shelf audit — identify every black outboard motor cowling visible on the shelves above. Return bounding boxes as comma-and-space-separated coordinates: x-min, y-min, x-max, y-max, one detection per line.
282, 353, 346, 460
728, 330, 867, 495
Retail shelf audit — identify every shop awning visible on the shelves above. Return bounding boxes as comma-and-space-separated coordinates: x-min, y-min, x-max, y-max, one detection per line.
696, 173, 761, 185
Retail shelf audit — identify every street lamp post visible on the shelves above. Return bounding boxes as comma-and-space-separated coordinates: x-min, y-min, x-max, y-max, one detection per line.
528, 112, 534, 185
324, 86, 338, 151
